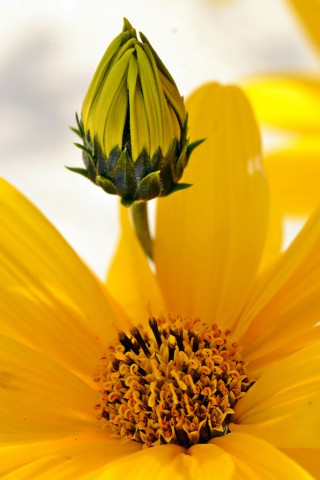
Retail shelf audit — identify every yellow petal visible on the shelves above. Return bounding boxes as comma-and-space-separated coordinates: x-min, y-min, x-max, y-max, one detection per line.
90, 445, 188, 480
0, 179, 123, 379
282, 448, 320, 479
1, 434, 140, 479
107, 206, 165, 325
188, 444, 234, 479
136, 44, 167, 155
286, 0, 320, 55
89, 443, 235, 480
91, 48, 132, 154
265, 136, 320, 215
244, 74, 320, 133
231, 343, 320, 449
215, 433, 313, 479
128, 55, 150, 160
82, 32, 125, 126
258, 197, 283, 272
155, 83, 268, 329
0, 334, 97, 444
236, 206, 320, 374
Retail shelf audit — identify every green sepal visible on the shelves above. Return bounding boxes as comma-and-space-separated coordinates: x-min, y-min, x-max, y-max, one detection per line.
174, 143, 188, 182
150, 147, 162, 171
158, 141, 176, 195
65, 166, 89, 179
136, 170, 161, 200
96, 175, 118, 195
93, 138, 108, 176
168, 183, 192, 195
97, 154, 108, 176
107, 146, 121, 177
186, 138, 206, 159
73, 141, 96, 180
69, 126, 83, 139
180, 115, 188, 142
113, 148, 136, 199
75, 112, 84, 137
85, 155, 96, 181
134, 149, 151, 182
74, 142, 94, 160
70, 112, 85, 140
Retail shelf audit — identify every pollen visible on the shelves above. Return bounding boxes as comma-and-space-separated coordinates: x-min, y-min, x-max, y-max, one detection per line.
94, 316, 252, 448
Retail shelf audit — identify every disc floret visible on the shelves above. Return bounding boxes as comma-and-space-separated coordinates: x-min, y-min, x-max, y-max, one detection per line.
94, 316, 251, 448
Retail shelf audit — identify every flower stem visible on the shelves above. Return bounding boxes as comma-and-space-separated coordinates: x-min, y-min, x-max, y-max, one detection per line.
131, 201, 153, 260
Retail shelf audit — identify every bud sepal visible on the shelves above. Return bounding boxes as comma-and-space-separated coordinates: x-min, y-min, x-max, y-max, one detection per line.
71, 118, 198, 206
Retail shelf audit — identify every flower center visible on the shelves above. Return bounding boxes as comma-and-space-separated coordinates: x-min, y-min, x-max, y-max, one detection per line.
94, 316, 251, 448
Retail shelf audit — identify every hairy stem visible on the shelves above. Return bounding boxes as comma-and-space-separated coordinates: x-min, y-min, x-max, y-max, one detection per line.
131, 201, 153, 260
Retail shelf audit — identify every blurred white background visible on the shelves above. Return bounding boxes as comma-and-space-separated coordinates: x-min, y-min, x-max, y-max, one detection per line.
0, 0, 319, 278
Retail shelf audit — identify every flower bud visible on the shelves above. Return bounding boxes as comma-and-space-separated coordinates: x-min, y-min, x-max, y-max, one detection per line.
70, 18, 201, 205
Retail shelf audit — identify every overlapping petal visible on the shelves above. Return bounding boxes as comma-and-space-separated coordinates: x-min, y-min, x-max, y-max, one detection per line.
84, 443, 234, 480
155, 82, 269, 329
234, 205, 320, 374
1, 434, 140, 480
258, 197, 282, 272
107, 206, 165, 325
0, 179, 123, 378
231, 343, 320, 451
0, 334, 97, 445
83, 445, 189, 480
0, 332, 141, 478
93, 437, 314, 479
214, 433, 313, 479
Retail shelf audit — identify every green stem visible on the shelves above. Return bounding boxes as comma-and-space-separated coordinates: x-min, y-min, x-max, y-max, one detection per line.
131, 201, 153, 260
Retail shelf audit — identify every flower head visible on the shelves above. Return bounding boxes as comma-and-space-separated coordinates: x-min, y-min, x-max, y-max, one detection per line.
1, 82, 319, 478
70, 18, 199, 205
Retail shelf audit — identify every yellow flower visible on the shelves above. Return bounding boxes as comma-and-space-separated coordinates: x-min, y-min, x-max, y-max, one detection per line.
244, 74, 320, 217
285, 0, 320, 55
70, 19, 199, 205
242, 1, 320, 218
1, 83, 319, 478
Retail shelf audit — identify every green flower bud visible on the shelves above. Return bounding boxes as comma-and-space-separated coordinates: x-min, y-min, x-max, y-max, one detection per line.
69, 18, 201, 205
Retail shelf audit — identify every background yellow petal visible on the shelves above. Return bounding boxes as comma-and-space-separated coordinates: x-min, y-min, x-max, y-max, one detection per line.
155, 83, 268, 329
0, 179, 123, 379
286, 0, 320, 55
231, 343, 320, 449
235, 206, 320, 374
107, 206, 166, 326
215, 433, 313, 479
0, 334, 97, 444
0, 433, 140, 480
265, 136, 320, 215
244, 74, 320, 133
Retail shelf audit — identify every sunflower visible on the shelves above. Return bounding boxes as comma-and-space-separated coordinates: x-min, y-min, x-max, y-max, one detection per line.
1, 83, 319, 479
